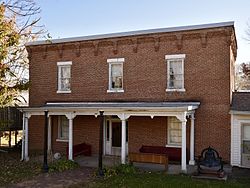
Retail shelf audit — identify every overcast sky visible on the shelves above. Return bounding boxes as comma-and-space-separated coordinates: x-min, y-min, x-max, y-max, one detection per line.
36, 0, 250, 64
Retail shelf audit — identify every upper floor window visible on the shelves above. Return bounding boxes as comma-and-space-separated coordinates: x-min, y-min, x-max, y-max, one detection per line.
107, 58, 124, 92
167, 116, 181, 146
57, 61, 72, 93
165, 54, 185, 92
57, 115, 69, 141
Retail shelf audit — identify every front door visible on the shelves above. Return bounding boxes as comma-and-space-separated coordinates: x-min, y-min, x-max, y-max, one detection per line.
111, 121, 122, 155
242, 124, 250, 167
104, 118, 128, 156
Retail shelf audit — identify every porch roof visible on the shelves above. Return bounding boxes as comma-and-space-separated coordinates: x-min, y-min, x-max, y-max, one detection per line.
21, 101, 200, 112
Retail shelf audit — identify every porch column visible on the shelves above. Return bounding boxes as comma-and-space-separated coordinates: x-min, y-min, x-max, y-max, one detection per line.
189, 114, 195, 165
118, 113, 130, 164
121, 119, 126, 164
181, 120, 187, 172
98, 111, 104, 176
21, 113, 25, 161
48, 116, 52, 153
66, 113, 76, 160
24, 113, 31, 161
43, 111, 49, 172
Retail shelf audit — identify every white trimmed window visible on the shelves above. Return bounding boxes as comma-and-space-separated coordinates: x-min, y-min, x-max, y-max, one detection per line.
107, 58, 124, 92
165, 54, 185, 92
57, 115, 69, 140
167, 116, 182, 146
57, 61, 72, 93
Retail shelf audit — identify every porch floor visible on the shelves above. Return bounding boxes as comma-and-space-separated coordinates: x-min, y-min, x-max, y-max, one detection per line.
74, 155, 199, 175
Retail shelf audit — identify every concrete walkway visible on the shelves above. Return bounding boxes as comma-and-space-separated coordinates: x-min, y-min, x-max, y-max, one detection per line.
76, 155, 230, 175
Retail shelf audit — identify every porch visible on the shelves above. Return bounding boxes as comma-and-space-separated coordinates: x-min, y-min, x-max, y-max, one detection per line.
76, 155, 197, 174
20, 101, 200, 173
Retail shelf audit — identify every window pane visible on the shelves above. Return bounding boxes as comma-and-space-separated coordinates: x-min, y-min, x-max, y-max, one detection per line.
59, 66, 71, 91
243, 141, 250, 154
168, 117, 182, 145
59, 116, 69, 139
106, 120, 110, 141
111, 64, 122, 89
243, 125, 250, 139
60, 78, 71, 91
168, 59, 183, 89
61, 66, 71, 78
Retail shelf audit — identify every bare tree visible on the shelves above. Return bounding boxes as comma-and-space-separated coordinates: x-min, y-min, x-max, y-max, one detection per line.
246, 20, 250, 42
235, 62, 250, 90
0, 0, 45, 107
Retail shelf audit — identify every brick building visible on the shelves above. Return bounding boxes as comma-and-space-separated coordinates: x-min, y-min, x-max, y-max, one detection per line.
21, 21, 237, 172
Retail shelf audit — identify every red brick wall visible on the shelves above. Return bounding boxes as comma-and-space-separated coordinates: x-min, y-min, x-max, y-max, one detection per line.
27, 26, 235, 161
128, 116, 167, 153
29, 115, 100, 155
29, 116, 44, 153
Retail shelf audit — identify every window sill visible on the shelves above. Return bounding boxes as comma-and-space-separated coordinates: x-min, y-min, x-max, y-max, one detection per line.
57, 90, 71, 94
165, 144, 181, 148
107, 89, 124, 93
56, 139, 69, 142
166, 88, 186, 92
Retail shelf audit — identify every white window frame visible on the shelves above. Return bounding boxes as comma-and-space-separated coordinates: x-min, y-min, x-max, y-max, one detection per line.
166, 116, 182, 147
57, 61, 72, 93
56, 115, 69, 142
165, 54, 186, 92
107, 58, 124, 93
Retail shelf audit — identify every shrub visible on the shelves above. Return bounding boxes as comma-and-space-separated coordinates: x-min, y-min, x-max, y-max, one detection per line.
100, 164, 137, 178
115, 164, 137, 174
48, 159, 79, 173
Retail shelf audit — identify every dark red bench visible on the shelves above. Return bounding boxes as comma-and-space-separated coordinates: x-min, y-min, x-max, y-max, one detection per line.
139, 145, 189, 162
66, 142, 91, 158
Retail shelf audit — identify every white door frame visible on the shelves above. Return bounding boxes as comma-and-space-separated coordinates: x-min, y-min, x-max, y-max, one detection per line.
104, 117, 128, 156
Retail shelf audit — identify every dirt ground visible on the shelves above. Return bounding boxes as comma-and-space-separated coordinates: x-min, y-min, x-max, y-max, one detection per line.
9, 167, 95, 188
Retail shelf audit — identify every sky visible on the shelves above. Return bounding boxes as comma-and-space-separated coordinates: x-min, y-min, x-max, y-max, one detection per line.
36, 0, 250, 64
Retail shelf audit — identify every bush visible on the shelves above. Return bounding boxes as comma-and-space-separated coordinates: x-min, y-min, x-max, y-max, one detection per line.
115, 164, 137, 174
101, 164, 137, 178
48, 159, 79, 173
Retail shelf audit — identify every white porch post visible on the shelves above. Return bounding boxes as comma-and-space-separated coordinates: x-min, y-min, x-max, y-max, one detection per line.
118, 113, 130, 164
69, 118, 73, 160
48, 116, 52, 153
21, 113, 25, 161
181, 119, 187, 172
189, 114, 195, 165
24, 113, 31, 161
66, 113, 76, 160
121, 119, 126, 164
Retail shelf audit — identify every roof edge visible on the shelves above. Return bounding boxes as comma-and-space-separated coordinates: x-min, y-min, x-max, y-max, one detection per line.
230, 110, 250, 115
26, 21, 234, 46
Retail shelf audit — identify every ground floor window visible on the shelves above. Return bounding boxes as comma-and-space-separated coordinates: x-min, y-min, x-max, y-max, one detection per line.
58, 115, 69, 140
242, 124, 250, 154
168, 116, 182, 146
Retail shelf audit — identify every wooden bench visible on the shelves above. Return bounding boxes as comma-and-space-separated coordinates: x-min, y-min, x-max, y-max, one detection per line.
139, 145, 189, 162
66, 142, 91, 158
129, 152, 168, 170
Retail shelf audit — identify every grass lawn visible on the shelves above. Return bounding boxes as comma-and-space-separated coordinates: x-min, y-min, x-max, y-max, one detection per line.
85, 171, 250, 188
0, 148, 42, 187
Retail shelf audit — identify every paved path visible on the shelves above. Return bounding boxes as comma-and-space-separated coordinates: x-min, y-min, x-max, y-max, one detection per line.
9, 167, 94, 188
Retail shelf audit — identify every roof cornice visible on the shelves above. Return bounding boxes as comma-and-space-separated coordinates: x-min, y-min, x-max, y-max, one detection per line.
26, 21, 234, 46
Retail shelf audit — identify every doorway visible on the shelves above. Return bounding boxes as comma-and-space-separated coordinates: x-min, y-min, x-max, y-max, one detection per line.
104, 118, 128, 156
